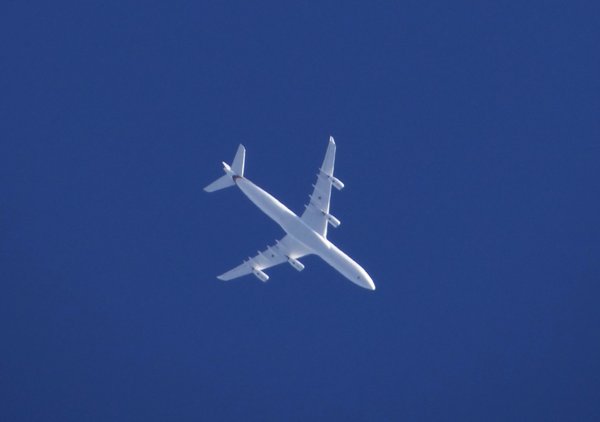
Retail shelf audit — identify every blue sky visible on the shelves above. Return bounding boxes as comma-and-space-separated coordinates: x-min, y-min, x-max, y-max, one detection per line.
1, 1, 599, 420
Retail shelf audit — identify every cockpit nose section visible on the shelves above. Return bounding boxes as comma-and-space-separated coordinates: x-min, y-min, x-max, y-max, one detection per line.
325, 243, 376, 291
355, 269, 376, 291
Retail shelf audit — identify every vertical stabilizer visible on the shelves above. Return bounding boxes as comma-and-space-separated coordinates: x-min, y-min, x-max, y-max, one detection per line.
204, 144, 246, 192
231, 144, 245, 176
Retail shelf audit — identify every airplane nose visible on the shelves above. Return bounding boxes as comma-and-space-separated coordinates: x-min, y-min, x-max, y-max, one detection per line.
365, 276, 376, 291
359, 271, 376, 291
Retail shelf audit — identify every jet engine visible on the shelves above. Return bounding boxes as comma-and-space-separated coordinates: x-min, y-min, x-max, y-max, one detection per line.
330, 176, 344, 190
252, 268, 269, 282
326, 213, 341, 228
287, 257, 305, 272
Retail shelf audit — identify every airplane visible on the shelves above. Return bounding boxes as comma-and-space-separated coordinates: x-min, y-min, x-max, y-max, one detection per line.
204, 137, 375, 291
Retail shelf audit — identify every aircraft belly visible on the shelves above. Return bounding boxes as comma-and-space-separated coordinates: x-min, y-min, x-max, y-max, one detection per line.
285, 221, 330, 256
236, 178, 296, 228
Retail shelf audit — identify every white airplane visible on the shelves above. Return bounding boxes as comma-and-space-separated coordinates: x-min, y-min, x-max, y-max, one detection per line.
204, 137, 375, 291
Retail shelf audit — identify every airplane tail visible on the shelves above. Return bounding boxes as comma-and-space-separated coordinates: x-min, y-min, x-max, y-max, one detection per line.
204, 144, 246, 192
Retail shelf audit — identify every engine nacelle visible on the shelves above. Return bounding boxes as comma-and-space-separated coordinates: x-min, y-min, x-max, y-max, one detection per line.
326, 213, 341, 228
252, 268, 269, 282
287, 257, 305, 272
330, 176, 344, 190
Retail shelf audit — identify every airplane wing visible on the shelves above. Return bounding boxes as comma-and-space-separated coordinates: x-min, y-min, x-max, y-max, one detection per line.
217, 234, 311, 281
301, 136, 344, 237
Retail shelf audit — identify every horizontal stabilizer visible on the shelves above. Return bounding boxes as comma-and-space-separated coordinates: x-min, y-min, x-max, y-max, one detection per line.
204, 174, 235, 192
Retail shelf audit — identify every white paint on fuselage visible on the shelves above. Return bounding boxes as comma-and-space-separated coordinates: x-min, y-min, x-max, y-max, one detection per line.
235, 176, 375, 290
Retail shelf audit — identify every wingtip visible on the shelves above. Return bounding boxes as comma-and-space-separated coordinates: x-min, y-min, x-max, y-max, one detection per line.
217, 275, 227, 281
329, 136, 335, 145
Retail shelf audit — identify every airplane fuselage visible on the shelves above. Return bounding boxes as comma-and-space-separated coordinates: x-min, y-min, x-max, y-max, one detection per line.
233, 175, 375, 290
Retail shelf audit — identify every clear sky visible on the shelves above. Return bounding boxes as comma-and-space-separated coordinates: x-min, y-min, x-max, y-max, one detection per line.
1, 1, 599, 421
